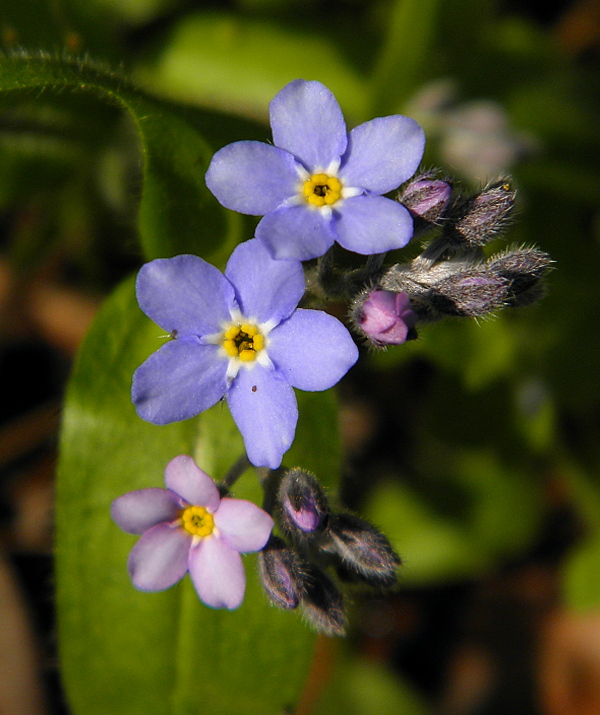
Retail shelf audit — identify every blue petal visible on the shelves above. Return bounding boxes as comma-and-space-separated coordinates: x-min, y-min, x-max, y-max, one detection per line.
227, 366, 297, 469
132, 339, 227, 425
269, 80, 347, 171
256, 205, 336, 261
340, 116, 425, 194
334, 195, 414, 254
205, 141, 299, 215
269, 309, 358, 391
225, 239, 305, 324
128, 523, 190, 591
136, 255, 235, 336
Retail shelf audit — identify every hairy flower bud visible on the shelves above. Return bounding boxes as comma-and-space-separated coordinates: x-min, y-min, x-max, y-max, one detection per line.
323, 513, 401, 588
428, 268, 510, 317
399, 173, 453, 225
301, 563, 347, 636
277, 469, 330, 538
351, 289, 418, 347
258, 536, 303, 610
488, 247, 552, 306
447, 180, 516, 248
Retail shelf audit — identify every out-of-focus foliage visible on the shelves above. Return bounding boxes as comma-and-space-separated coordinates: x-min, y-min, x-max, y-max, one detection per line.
1, 0, 599, 712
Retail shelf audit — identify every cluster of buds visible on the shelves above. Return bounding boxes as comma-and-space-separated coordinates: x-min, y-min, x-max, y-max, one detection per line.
339, 172, 552, 347
258, 469, 401, 636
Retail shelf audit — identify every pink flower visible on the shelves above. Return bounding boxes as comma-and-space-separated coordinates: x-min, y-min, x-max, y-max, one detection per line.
356, 290, 417, 346
111, 455, 274, 609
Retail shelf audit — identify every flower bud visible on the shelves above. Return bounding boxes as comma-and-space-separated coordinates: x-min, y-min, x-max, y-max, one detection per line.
487, 248, 552, 293
430, 268, 510, 317
258, 536, 303, 610
277, 469, 330, 537
447, 180, 516, 247
301, 563, 346, 636
323, 513, 401, 588
352, 289, 417, 347
399, 173, 453, 224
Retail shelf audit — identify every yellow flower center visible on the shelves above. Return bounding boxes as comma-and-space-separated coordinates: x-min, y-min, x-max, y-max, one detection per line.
303, 173, 342, 208
222, 323, 265, 363
181, 506, 215, 537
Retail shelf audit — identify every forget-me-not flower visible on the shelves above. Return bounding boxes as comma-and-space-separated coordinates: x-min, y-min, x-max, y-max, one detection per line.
132, 239, 358, 468
205, 80, 426, 261
111, 455, 274, 609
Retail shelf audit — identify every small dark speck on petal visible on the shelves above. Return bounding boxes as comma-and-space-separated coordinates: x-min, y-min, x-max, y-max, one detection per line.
252, 385, 257, 392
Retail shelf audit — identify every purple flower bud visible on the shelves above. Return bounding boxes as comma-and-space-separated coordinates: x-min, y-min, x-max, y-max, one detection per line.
488, 247, 552, 307
258, 536, 302, 610
278, 469, 329, 537
449, 180, 515, 247
354, 289, 417, 347
431, 268, 510, 317
323, 513, 401, 588
399, 174, 453, 223
301, 564, 346, 636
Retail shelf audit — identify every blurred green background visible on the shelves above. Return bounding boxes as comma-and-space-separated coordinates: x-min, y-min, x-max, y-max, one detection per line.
0, 0, 599, 713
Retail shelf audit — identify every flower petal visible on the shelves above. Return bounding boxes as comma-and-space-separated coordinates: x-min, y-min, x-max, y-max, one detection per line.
205, 141, 299, 215
227, 365, 297, 469
334, 195, 414, 254
270, 80, 347, 170
256, 205, 336, 261
215, 499, 274, 553
340, 116, 425, 194
268, 309, 358, 391
111, 488, 181, 534
164, 455, 220, 511
136, 255, 235, 336
132, 339, 227, 425
128, 523, 190, 591
188, 537, 246, 609
225, 239, 305, 324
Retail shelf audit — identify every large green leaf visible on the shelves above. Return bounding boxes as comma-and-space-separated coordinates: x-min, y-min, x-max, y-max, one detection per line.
0, 53, 235, 262
369, 0, 441, 115
56, 276, 344, 714
137, 13, 368, 124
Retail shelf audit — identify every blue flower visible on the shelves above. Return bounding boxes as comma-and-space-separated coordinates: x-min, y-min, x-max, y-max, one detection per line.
205, 80, 425, 261
132, 239, 358, 468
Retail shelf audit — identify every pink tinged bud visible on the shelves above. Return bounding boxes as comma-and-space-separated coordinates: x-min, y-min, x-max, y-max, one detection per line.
325, 513, 402, 588
278, 469, 329, 536
358, 290, 417, 346
258, 536, 302, 610
451, 180, 515, 246
399, 175, 452, 223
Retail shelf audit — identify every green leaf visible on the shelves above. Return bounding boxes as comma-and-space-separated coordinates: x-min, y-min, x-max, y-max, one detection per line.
56, 276, 347, 714
314, 646, 431, 715
563, 535, 600, 612
366, 446, 542, 585
369, 0, 441, 115
0, 52, 235, 262
137, 13, 368, 124
365, 479, 490, 584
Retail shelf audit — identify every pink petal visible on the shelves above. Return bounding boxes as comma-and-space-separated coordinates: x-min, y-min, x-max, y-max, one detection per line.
215, 498, 274, 553
188, 537, 246, 610
164, 455, 220, 511
111, 488, 181, 534
128, 523, 190, 591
